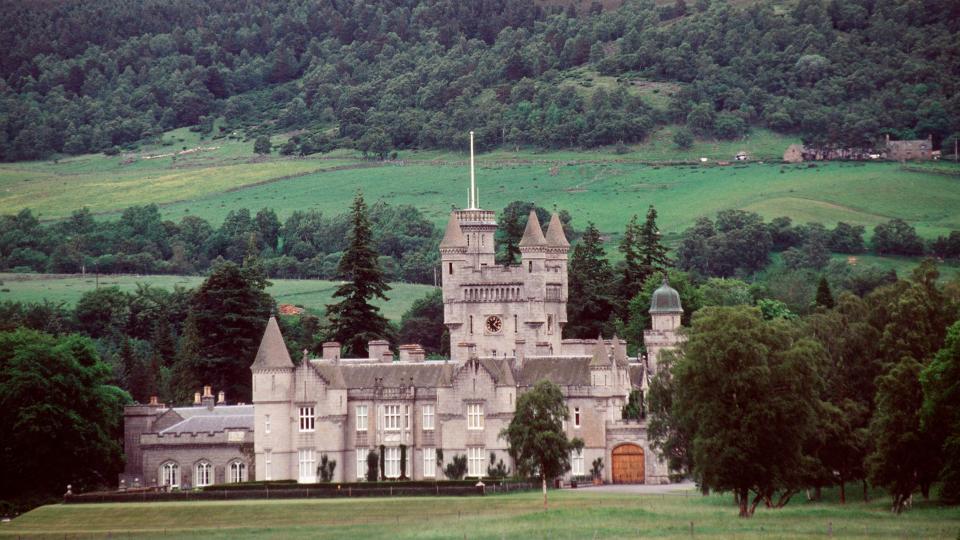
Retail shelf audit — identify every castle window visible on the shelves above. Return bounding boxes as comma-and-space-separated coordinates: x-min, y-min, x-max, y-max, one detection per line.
574, 407, 581, 428
356, 405, 368, 432
404, 405, 411, 430
299, 407, 315, 432
384, 447, 401, 478
528, 261, 532, 273
470, 315, 474, 334
547, 315, 553, 334
514, 314, 518, 333
265, 414, 271, 434
195, 461, 212, 487
161, 462, 179, 488
572, 449, 584, 476
356, 448, 367, 480
448, 262, 453, 275
423, 447, 436, 478
265, 450, 272, 481
467, 403, 484, 430
384, 404, 401, 431
422, 404, 435, 430
229, 461, 246, 483
298, 449, 316, 483
467, 447, 485, 477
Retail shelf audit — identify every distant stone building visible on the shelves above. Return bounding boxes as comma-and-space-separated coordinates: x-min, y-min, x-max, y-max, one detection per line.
123, 137, 685, 487
886, 134, 933, 161
249, 153, 685, 485
120, 387, 253, 489
783, 144, 804, 163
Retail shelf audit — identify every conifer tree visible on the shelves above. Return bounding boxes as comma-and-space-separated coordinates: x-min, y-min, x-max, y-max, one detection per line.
326, 190, 392, 357
618, 214, 643, 312
639, 205, 670, 278
815, 276, 834, 309
171, 311, 202, 404
566, 222, 615, 338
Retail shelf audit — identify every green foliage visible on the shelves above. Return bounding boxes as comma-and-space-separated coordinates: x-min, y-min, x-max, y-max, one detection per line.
566, 222, 615, 338
676, 210, 772, 278
443, 454, 468, 480
672, 128, 694, 149
621, 389, 644, 420
921, 321, 960, 502
366, 450, 379, 482
253, 136, 272, 156
325, 191, 392, 357
486, 452, 510, 479
318, 454, 336, 483
0, 329, 130, 511
500, 379, 584, 508
590, 458, 603, 479
815, 276, 834, 309
398, 289, 447, 356
189, 261, 274, 401
873, 219, 925, 256
656, 306, 822, 517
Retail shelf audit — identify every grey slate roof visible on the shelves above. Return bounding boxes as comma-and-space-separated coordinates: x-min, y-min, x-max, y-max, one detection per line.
439, 212, 467, 249
250, 317, 294, 370
545, 213, 570, 248
160, 405, 254, 435
517, 356, 592, 386
337, 363, 454, 388
518, 210, 547, 247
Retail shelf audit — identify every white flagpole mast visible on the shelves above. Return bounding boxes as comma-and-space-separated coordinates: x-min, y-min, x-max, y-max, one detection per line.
469, 131, 476, 209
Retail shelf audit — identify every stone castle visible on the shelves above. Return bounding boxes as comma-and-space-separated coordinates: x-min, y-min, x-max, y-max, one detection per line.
120, 138, 684, 488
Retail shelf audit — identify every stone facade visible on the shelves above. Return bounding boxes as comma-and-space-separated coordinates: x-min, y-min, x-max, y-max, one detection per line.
120, 388, 254, 489
249, 196, 683, 485
122, 173, 685, 487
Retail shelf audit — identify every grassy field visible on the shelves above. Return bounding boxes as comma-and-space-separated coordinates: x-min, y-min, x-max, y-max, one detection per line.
2, 489, 958, 539
0, 274, 435, 322
1, 125, 957, 247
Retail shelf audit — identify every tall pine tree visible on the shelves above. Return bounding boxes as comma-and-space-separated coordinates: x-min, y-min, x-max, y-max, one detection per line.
639, 205, 670, 278
618, 214, 643, 312
326, 191, 392, 357
566, 222, 615, 338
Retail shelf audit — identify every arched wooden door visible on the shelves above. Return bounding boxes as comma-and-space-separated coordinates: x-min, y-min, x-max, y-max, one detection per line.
612, 444, 645, 484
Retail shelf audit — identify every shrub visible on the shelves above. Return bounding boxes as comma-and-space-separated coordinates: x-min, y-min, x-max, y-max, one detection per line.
444, 454, 468, 480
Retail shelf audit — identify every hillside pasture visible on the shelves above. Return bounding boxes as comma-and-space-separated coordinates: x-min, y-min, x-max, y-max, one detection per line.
155, 161, 960, 243
1, 489, 957, 539
0, 273, 435, 322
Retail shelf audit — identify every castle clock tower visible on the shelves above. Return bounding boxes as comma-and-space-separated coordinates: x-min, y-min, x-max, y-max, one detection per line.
441, 133, 569, 362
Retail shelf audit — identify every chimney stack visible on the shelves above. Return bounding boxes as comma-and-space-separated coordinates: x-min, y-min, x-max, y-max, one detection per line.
322, 342, 341, 360
201, 386, 215, 409
217, 390, 225, 404
148, 395, 159, 406
399, 344, 426, 362
194, 392, 201, 405
368, 340, 391, 361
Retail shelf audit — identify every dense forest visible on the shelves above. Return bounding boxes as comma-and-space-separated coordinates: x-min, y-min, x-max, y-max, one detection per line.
2, 0, 959, 161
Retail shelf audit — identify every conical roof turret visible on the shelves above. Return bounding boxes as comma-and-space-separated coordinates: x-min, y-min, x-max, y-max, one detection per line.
590, 335, 609, 367
250, 316, 294, 370
545, 212, 569, 248
439, 212, 467, 249
518, 210, 547, 248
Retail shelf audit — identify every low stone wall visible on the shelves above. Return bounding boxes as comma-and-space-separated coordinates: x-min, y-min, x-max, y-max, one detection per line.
64, 482, 536, 504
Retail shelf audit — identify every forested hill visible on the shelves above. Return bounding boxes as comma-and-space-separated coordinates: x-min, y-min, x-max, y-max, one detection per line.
1, 0, 958, 161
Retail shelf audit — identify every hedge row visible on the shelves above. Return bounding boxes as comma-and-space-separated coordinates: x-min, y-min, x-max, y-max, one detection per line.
201, 478, 521, 492
65, 482, 537, 504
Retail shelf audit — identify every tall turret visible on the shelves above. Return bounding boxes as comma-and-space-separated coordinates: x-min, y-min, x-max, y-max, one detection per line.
643, 278, 684, 378
519, 210, 547, 273
251, 316, 294, 481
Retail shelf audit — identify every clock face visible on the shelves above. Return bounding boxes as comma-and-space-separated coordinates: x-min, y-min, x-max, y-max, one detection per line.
485, 315, 503, 334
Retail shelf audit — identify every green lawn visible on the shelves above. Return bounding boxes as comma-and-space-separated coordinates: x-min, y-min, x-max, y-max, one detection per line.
1, 126, 958, 247
0, 274, 435, 322
2, 489, 957, 539
154, 160, 960, 244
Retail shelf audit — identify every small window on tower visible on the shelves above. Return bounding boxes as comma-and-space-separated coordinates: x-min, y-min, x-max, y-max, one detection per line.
448, 262, 453, 275
528, 261, 533, 273
514, 314, 518, 333
470, 315, 474, 334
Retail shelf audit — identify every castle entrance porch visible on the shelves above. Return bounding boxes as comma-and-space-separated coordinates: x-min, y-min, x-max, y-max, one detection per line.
611, 443, 645, 484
